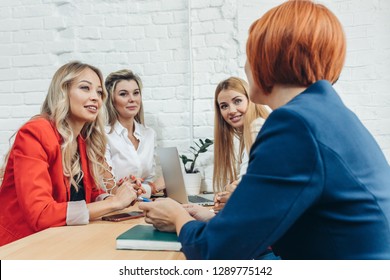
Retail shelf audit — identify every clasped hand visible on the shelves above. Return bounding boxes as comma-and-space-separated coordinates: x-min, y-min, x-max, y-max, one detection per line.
110, 176, 145, 208
117, 176, 146, 196
111, 180, 138, 209
139, 198, 194, 233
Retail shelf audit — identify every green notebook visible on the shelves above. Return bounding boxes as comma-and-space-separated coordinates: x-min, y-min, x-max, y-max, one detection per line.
116, 225, 182, 251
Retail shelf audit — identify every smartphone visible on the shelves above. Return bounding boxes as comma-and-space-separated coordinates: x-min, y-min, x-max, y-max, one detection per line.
102, 211, 144, 222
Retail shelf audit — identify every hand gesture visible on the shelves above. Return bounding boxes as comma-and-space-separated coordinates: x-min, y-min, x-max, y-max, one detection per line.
139, 198, 192, 232
213, 191, 231, 212
112, 180, 137, 209
183, 204, 215, 222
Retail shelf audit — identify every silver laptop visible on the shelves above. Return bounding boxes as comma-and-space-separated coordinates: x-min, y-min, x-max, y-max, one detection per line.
157, 147, 214, 206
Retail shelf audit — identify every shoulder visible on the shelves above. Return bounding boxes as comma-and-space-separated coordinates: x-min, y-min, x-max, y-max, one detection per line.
258, 106, 318, 153
136, 122, 156, 137
18, 117, 58, 139
24, 116, 53, 129
265, 81, 344, 140
105, 122, 128, 142
264, 107, 308, 129
251, 117, 266, 133
249, 107, 322, 182
14, 117, 61, 153
279, 80, 341, 125
143, 125, 156, 136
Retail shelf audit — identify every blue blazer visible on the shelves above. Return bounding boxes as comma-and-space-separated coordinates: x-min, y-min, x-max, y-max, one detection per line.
179, 80, 390, 259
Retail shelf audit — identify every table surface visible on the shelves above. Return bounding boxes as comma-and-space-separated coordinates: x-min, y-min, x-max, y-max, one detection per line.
0, 206, 186, 260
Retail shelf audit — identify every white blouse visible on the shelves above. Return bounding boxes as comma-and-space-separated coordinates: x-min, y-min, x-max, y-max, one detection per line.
238, 117, 266, 181
105, 121, 156, 197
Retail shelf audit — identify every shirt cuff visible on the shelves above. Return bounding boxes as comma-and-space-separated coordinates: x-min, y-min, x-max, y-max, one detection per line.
66, 201, 89, 225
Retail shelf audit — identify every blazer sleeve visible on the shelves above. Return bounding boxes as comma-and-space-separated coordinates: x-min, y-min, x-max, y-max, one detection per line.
12, 122, 68, 231
178, 108, 324, 259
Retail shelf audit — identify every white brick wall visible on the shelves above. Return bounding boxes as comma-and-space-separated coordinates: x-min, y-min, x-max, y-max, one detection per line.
1, 0, 389, 191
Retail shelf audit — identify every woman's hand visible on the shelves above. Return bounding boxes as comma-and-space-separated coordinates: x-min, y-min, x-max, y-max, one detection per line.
111, 181, 138, 209
129, 175, 146, 195
148, 182, 159, 195
148, 177, 166, 195
213, 191, 232, 212
183, 204, 215, 222
88, 181, 137, 220
116, 176, 145, 196
225, 180, 238, 192
139, 198, 194, 233
154, 176, 166, 192
212, 180, 238, 212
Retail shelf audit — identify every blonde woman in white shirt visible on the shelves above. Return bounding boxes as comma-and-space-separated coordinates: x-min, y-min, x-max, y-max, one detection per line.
212, 77, 269, 210
104, 69, 164, 198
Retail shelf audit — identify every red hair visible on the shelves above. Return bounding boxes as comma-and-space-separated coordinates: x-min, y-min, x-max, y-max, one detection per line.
246, 0, 346, 93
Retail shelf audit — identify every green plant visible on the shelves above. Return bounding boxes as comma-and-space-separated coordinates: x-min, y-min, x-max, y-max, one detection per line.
180, 138, 214, 173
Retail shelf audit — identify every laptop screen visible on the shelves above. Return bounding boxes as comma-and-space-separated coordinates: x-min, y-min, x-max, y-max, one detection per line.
157, 147, 190, 204
157, 147, 214, 206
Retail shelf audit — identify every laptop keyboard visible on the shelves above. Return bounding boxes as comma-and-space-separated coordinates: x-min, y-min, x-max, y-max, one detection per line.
188, 195, 213, 203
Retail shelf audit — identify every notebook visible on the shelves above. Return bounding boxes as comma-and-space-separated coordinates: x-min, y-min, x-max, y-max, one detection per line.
157, 147, 214, 206
116, 224, 181, 251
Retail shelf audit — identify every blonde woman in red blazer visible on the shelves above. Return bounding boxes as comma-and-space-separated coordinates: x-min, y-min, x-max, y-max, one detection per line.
0, 61, 138, 246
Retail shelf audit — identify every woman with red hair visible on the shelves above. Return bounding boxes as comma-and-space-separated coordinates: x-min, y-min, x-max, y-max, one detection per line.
139, 0, 390, 259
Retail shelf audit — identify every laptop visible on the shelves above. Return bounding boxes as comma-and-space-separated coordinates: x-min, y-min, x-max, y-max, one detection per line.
157, 147, 214, 206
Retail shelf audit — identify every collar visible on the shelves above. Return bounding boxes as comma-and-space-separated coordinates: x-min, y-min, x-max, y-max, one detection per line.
113, 120, 142, 140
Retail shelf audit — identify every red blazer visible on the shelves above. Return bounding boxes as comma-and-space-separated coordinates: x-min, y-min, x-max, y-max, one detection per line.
0, 117, 105, 246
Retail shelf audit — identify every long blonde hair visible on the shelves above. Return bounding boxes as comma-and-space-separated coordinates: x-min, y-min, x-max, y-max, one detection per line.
213, 77, 269, 193
104, 69, 144, 133
40, 61, 108, 190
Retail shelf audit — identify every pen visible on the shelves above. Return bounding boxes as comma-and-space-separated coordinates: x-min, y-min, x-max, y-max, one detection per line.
137, 196, 151, 202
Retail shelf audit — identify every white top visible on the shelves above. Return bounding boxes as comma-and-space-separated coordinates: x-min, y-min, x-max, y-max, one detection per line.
238, 117, 265, 180
105, 121, 156, 197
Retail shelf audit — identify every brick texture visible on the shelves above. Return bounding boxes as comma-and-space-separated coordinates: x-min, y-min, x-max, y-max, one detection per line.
0, 0, 389, 191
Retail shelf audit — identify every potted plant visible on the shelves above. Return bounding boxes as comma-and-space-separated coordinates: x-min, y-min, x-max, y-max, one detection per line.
179, 138, 213, 194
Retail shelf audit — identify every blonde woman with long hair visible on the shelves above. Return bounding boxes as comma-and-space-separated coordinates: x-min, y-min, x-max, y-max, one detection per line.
212, 77, 269, 209
0, 61, 137, 246
104, 69, 164, 198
